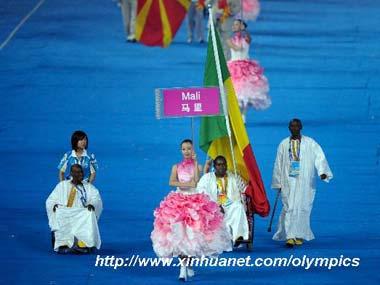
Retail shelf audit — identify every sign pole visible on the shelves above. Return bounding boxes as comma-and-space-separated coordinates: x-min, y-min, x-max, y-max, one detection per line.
191, 117, 194, 143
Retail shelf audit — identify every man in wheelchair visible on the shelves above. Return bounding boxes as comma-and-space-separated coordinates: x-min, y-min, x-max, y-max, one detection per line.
197, 155, 249, 247
46, 164, 103, 253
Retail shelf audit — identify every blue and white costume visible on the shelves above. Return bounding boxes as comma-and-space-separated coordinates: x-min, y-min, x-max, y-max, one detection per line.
58, 150, 98, 181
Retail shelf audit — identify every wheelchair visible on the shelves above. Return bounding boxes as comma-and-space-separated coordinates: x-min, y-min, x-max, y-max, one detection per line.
235, 192, 255, 251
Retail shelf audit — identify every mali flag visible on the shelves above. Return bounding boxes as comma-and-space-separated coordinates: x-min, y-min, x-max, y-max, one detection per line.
199, 26, 270, 217
136, 0, 191, 47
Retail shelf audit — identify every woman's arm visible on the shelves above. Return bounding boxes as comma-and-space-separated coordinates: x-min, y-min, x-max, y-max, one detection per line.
227, 38, 242, 51
192, 152, 201, 183
196, 164, 203, 183
89, 153, 98, 183
57, 153, 68, 181
244, 33, 251, 44
89, 172, 96, 183
203, 159, 212, 174
59, 171, 65, 181
192, 161, 202, 184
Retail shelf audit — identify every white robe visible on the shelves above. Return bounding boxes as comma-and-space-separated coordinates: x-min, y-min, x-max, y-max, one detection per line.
46, 180, 103, 251
272, 136, 333, 241
196, 172, 249, 241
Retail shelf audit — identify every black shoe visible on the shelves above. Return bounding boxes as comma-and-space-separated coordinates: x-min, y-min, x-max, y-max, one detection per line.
72, 247, 90, 254
57, 246, 70, 254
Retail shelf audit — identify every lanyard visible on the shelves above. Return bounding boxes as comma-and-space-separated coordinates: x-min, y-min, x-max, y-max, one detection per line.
74, 184, 87, 207
216, 176, 228, 194
288, 138, 301, 161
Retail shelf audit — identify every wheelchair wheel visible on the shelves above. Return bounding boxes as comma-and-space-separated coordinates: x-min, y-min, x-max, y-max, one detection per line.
51, 231, 55, 249
246, 242, 253, 251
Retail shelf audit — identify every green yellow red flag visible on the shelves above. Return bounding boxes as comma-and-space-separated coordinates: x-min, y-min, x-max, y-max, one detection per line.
199, 25, 270, 217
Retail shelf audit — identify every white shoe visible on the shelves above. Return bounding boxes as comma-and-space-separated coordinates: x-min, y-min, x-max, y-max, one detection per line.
187, 267, 195, 277
179, 265, 187, 281
242, 114, 246, 123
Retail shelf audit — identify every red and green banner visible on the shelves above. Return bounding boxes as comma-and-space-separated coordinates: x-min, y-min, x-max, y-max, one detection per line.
199, 27, 270, 217
135, 0, 191, 47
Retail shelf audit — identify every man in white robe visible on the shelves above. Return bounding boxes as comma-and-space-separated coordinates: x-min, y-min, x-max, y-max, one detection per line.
46, 164, 103, 253
272, 119, 333, 247
197, 156, 249, 245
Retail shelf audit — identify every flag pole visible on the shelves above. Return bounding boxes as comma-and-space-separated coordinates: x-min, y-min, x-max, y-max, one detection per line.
208, 6, 238, 175
191, 117, 194, 143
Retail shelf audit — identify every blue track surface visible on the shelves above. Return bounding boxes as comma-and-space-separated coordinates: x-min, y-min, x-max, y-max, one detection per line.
0, 0, 379, 284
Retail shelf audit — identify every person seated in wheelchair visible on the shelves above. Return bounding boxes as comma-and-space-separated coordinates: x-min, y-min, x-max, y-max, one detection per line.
197, 155, 249, 246
46, 164, 103, 253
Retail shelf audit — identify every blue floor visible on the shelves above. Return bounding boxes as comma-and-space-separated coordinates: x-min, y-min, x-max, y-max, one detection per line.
0, 0, 379, 284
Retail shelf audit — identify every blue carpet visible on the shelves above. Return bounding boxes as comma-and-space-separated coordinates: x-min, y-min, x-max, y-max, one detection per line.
0, 0, 379, 284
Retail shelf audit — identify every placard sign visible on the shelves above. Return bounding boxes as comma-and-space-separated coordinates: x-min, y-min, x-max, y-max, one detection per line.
155, 87, 221, 119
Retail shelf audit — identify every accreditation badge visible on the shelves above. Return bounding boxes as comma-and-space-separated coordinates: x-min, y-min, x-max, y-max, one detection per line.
289, 160, 300, 177
217, 193, 232, 207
